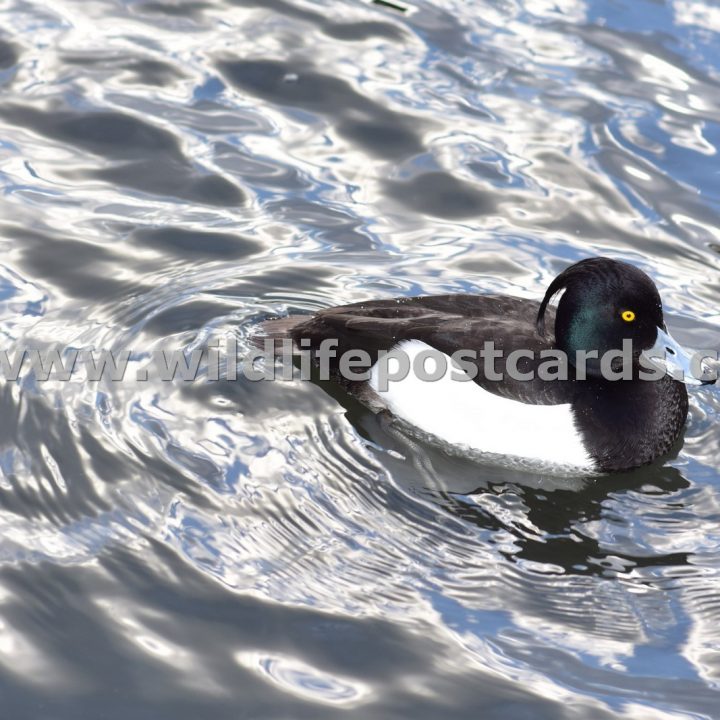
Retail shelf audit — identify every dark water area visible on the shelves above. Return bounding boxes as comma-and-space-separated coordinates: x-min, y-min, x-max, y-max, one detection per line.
0, 0, 720, 718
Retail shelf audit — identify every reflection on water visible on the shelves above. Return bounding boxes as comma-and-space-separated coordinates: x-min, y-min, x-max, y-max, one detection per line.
0, 0, 719, 717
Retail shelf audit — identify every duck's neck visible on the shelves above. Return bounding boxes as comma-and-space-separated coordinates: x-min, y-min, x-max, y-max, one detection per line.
571, 376, 688, 472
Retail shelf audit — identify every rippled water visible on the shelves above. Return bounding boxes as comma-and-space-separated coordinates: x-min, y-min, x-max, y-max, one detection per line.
0, 0, 720, 717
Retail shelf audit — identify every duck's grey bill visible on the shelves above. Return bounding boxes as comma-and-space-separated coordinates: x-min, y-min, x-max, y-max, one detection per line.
641, 327, 716, 386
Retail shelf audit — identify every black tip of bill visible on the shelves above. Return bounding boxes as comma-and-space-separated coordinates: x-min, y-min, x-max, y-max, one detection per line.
372, 0, 408, 12
643, 327, 718, 386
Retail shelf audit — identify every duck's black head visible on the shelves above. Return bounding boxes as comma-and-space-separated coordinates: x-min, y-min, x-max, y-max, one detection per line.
536, 258, 663, 364
537, 257, 714, 384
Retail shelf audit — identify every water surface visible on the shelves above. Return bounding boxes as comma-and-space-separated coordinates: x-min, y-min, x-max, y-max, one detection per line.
0, 0, 719, 718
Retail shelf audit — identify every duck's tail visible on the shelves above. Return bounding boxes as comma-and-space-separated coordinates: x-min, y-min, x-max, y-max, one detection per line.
249, 315, 307, 352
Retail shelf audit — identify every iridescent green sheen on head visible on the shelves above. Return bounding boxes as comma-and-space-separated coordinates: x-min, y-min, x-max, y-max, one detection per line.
536, 257, 665, 370
566, 300, 601, 354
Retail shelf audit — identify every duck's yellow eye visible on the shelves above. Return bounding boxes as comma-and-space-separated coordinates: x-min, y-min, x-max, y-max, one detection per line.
621, 310, 636, 322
